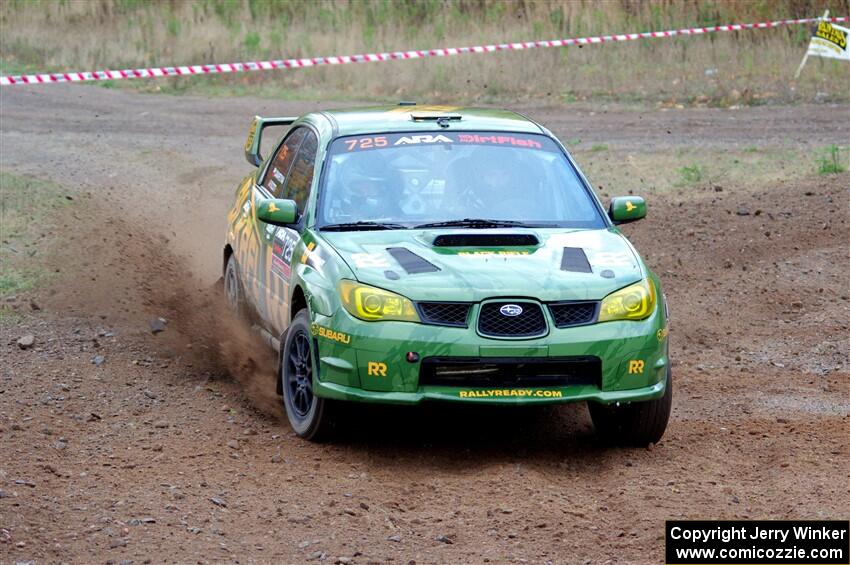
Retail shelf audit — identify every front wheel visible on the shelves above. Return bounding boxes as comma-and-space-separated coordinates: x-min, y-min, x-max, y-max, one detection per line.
588, 367, 672, 446
280, 310, 335, 441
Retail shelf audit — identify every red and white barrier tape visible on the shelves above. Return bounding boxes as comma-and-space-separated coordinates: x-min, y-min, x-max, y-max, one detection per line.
1, 16, 847, 87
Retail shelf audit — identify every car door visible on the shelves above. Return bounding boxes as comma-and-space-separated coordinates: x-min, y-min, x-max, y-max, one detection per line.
242, 127, 306, 323
265, 128, 320, 335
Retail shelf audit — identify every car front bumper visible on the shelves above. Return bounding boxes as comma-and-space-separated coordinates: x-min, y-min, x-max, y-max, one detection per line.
309, 303, 669, 406
314, 378, 666, 406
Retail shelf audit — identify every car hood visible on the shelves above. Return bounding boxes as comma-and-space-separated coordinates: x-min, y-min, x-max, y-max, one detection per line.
319, 228, 644, 302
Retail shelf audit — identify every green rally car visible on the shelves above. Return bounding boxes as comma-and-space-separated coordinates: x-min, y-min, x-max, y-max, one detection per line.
223, 104, 671, 444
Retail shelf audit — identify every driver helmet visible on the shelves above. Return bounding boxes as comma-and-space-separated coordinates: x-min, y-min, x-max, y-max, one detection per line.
467, 148, 516, 199
339, 152, 394, 207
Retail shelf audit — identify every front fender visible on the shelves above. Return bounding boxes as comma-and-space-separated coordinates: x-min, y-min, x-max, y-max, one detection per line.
291, 231, 354, 318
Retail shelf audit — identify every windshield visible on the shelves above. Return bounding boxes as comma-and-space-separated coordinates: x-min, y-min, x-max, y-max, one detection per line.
318, 131, 605, 230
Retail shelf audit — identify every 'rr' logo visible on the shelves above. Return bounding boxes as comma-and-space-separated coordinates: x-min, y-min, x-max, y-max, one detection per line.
628, 360, 645, 374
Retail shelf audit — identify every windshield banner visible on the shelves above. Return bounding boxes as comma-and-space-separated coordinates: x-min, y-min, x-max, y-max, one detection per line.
333, 132, 558, 153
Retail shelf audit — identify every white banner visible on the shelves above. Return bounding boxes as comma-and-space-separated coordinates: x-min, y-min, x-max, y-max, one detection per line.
806, 20, 850, 61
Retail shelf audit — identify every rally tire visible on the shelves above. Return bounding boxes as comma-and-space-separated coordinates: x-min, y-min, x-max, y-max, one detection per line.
223, 254, 248, 321
588, 367, 672, 447
280, 309, 335, 441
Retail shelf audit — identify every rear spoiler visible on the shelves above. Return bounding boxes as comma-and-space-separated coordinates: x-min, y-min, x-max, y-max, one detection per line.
244, 115, 298, 167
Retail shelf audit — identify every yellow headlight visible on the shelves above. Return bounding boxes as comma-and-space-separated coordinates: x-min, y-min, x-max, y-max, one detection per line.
338, 280, 421, 322
599, 279, 656, 322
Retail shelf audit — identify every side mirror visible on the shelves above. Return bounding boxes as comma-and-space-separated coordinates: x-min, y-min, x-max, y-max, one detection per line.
244, 115, 298, 167
256, 198, 298, 226
608, 196, 646, 224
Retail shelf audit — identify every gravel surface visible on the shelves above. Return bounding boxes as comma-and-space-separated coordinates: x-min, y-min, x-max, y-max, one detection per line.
1, 86, 848, 564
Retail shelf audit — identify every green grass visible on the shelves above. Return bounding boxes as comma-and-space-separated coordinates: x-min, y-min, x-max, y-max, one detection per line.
0, 269, 36, 296
677, 164, 704, 185
2, 0, 849, 106
0, 169, 72, 299
0, 56, 45, 76
125, 73, 389, 102
590, 143, 609, 152
1, 170, 69, 236
243, 31, 261, 54
577, 145, 849, 198
816, 145, 848, 175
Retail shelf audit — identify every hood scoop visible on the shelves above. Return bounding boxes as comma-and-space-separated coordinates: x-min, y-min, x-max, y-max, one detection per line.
560, 247, 592, 273
387, 247, 440, 274
432, 233, 539, 247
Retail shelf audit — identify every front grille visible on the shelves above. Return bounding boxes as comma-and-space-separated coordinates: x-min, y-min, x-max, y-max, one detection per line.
418, 302, 471, 327
419, 356, 601, 388
478, 301, 547, 338
548, 301, 598, 328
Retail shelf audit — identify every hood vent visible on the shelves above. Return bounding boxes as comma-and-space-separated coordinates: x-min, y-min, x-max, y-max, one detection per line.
560, 247, 592, 273
387, 247, 440, 274
432, 233, 539, 247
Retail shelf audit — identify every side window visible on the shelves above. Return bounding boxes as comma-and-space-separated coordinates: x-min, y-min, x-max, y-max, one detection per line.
261, 128, 306, 197
281, 129, 318, 215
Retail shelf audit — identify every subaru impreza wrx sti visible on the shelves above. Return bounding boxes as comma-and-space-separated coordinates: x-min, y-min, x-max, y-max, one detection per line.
223, 104, 671, 444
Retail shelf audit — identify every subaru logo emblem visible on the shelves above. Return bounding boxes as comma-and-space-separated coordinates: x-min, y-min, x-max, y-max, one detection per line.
500, 304, 523, 317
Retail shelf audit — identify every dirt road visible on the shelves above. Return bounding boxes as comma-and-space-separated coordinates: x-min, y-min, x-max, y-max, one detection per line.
1, 86, 848, 564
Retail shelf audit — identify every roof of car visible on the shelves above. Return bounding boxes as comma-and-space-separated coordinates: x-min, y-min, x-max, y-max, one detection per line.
311, 105, 545, 137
